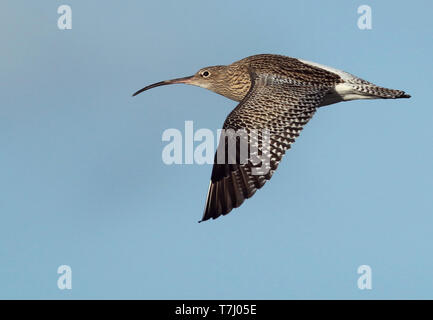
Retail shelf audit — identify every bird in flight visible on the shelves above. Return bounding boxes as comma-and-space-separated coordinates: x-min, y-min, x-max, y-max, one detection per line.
133, 54, 410, 222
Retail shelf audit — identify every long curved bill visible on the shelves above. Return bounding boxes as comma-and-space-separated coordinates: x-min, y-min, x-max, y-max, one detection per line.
132, 75, 194, 97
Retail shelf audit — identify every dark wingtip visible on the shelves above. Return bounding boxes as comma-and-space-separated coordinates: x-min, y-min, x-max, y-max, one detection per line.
198, 216, 209, 223
402, 93, 411, 98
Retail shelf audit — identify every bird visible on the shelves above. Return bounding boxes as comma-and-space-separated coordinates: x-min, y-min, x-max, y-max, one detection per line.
132, 54, 410, 222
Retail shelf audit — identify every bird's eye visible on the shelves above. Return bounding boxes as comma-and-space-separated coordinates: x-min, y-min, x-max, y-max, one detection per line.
201, 71, 210, 77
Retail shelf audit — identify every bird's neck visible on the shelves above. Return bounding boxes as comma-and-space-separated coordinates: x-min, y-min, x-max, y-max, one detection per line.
215, 65, 252, 102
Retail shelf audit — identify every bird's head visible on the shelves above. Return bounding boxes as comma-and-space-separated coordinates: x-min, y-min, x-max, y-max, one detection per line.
133, 64, 251, 102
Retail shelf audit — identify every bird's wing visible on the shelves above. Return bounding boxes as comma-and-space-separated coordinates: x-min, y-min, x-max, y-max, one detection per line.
200, 73, 334, 222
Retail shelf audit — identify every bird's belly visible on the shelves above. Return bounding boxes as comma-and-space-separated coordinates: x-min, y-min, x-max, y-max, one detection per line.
319, 83, 377, 107
319, 89, 343, 107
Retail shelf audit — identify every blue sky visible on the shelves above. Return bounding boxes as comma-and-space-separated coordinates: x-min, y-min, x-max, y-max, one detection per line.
0, 0, 432, 299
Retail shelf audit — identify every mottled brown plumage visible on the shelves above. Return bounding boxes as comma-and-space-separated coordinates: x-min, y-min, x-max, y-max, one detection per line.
133, 54, 411, 222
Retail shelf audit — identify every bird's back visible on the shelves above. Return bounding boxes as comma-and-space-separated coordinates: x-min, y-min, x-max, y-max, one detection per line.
233, 54, 343, 86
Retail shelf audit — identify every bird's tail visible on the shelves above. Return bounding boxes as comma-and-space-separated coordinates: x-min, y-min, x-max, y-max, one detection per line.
352, 84, 411, 99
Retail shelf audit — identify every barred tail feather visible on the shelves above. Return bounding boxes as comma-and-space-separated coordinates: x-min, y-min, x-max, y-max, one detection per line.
358, 85, 411, 99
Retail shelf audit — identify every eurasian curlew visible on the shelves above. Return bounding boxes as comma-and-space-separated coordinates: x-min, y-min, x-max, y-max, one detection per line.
133, 54, 410, 222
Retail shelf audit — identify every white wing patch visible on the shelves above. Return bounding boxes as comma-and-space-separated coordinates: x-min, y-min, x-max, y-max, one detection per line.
334, 83, 378, 101
298, 58, 378, 102
297, 58, 364, 83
